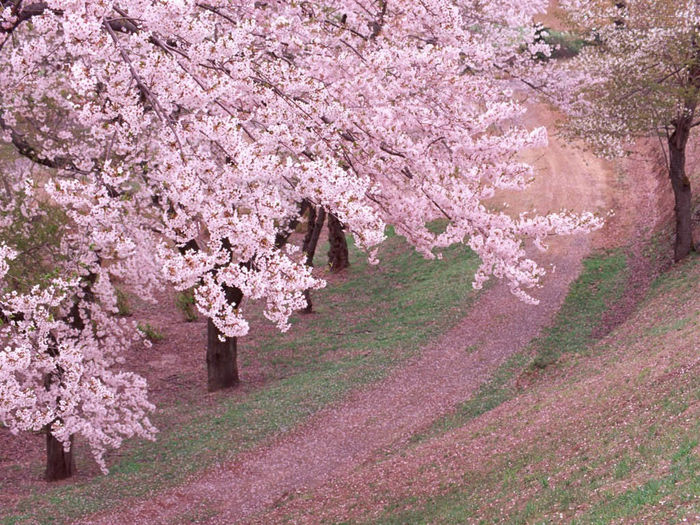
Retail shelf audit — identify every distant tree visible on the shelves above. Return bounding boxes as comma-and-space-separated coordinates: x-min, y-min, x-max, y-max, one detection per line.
557, 0, 700, 260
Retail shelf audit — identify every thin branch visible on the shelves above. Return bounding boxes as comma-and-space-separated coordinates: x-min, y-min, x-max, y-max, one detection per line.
0, 115, 88, 173
103, 18, 186, 158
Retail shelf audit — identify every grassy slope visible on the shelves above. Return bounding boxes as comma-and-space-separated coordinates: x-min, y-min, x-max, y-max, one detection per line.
1, 231, 481, 525
411, 250, 629, 444
355, 252, 699, 524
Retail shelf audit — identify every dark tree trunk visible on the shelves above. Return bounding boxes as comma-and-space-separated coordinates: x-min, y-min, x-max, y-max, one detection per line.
302, 206, 317, 256
301, 289, 313, 315
182, 237, 242, 392
206, 284, 243, 392
327, 213, 349, 272
668, 121, 695, 262
45, 431, 75, 481
301, 206, 326, 313
207, 318, 240, 392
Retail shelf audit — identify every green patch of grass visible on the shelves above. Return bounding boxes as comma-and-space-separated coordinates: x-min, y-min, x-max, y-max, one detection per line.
530, 250, 628, 369
369, 414, 698, 525
174, 289, 198, 322
251, 231, 482, 378
649, 252, 700, 300
137, 322, 164, 343
533, 27, 590, 61
370, 481, 482, 525
115, 287, 132, 317
2, 230, 481, 524
367, 453, 548, 525
412, 250, 629, 443
614, 454, 634, 480
545, 29, 589, 59
577, 437, 699, 524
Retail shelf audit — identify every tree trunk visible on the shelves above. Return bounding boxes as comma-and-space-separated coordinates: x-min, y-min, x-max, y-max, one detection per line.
668, 121, 695, 262
301, 206, 326, 313
45, 430, 75, 481
206, 284, 243, 392
327, 213, 349, 272
206, 318, 240, 392
44, 279, 89, 482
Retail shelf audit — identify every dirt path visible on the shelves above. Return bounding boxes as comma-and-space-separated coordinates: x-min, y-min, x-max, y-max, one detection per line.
86, 105, 620, 525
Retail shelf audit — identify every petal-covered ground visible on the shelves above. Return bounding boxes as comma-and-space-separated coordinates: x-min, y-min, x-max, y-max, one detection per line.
250, 255, 699, 524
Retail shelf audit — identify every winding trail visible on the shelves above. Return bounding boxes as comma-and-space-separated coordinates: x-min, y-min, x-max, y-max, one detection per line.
88, 105, 618, 524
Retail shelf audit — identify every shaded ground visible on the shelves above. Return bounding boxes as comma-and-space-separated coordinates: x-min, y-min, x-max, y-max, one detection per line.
81, 104, 644, 524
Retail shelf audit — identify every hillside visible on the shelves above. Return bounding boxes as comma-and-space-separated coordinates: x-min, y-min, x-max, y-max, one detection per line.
253, 252, 699, 524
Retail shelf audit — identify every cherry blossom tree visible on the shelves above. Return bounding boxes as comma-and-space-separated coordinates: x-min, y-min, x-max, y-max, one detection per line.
0, 170, 158, 480
0, 0, 602, 477
556, 0, 700, 260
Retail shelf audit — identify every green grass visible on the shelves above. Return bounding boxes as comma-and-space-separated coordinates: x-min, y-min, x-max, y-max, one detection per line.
577, 437, 699, 524
1, 229, 481, 525
174, 289, 198, 322
540, 28, 589, 59
136, 322, 165, 343
115, 287, 133, 317
530, 250, 628, 369
374, 425, 698, 525
613, 454, 634, 480
365, 380, 698, 525
411, 249, 629, 443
